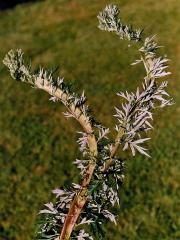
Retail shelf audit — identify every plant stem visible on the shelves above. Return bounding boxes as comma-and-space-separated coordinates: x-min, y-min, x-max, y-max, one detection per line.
60, 134, 98, 240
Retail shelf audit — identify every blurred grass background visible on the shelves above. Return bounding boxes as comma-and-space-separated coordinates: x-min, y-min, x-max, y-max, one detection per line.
0, 0, 179, 239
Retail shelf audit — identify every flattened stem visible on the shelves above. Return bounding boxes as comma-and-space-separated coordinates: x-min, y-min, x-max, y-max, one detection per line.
3, 55, 98, 240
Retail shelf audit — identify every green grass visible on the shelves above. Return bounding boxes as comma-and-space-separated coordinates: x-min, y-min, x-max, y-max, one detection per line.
0, 0, 180, 239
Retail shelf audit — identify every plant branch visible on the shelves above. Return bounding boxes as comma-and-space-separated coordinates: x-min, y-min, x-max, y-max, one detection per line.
59, 133, 98, 240
102, 126, 125, 172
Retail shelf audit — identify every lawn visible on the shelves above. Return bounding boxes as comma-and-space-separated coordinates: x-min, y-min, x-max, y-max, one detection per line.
0, 0, 179, 239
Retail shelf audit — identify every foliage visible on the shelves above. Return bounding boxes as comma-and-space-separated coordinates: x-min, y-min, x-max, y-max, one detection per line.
3, 3, 174, 240
0, 0, 179, 240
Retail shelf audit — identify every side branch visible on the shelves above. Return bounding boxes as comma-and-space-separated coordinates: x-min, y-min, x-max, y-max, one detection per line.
102, 126, 125, 172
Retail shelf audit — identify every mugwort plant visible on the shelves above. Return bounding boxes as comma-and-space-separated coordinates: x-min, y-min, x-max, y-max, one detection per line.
3, 4, 173, 240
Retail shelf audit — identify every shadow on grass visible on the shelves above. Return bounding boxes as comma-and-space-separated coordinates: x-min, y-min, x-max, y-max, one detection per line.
0, 0, 42, 10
